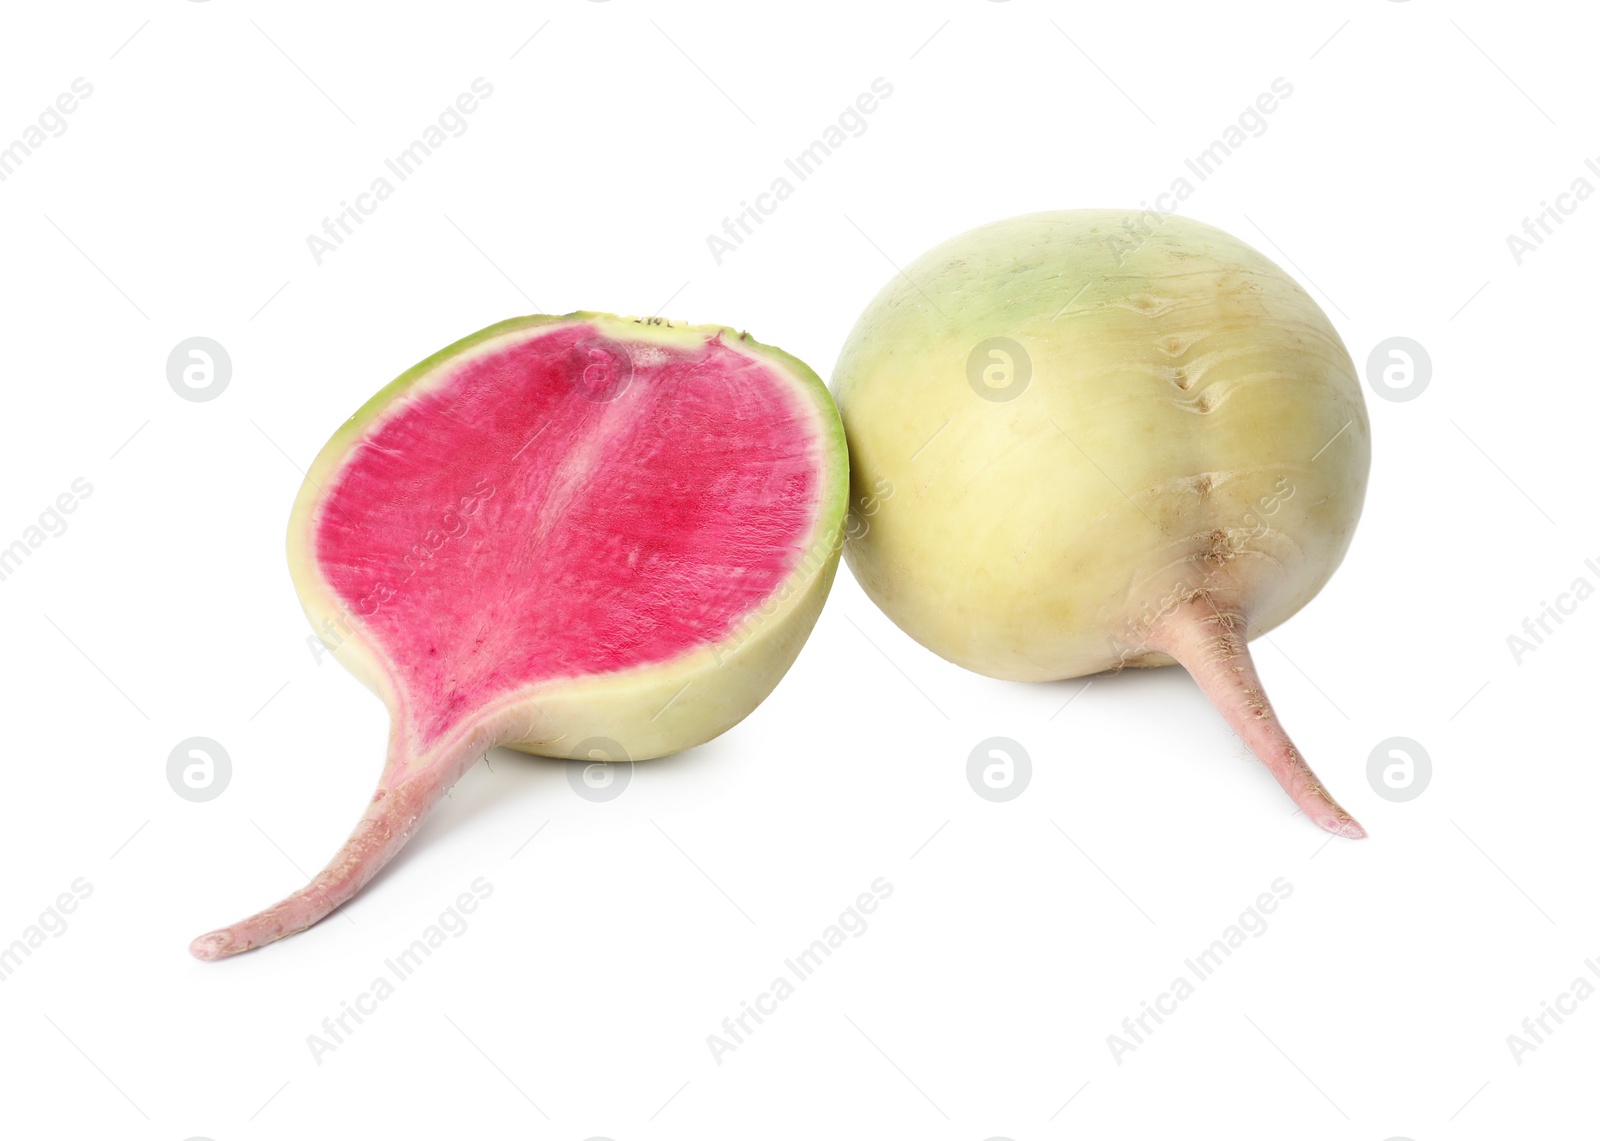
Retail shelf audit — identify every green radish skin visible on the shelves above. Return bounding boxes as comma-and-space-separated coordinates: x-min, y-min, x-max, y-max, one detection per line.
833, 211, 1370, 837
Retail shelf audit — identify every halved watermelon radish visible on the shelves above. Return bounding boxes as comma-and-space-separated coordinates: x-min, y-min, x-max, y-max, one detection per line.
191, 313, 847, 960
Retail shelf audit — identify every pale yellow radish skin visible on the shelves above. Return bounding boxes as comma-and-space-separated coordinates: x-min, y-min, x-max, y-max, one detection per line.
833, 211, 1370, 836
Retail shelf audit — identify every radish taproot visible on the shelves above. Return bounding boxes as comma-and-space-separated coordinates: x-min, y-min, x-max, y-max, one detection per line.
191, 313, 847, 959
832, 211, 1370, 837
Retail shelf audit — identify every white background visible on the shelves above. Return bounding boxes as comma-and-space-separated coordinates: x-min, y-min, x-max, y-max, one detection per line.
0, 1, 1594, 1138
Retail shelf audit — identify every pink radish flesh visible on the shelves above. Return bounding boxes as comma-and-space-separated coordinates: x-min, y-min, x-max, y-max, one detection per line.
316, 325, 819, 747
191, 324, 825, 959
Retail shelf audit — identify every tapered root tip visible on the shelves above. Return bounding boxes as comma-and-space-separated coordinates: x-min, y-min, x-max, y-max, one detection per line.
185, 736, 478, 962
1149, 595, 1370, 841
189, 930, 247, 961
1311, 807, 1367, 841
1286, 766, 1367, 840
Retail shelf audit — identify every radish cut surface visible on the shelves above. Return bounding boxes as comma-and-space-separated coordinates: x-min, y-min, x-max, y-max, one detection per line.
190, 314, 847, 960
316, 322, 826, 748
